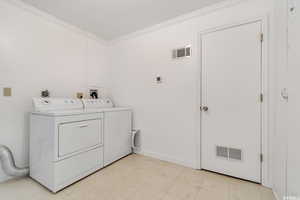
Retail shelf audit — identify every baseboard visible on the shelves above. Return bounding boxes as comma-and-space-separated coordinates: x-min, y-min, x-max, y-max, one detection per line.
272, 189, 281, 200
0, 174, 13, 183
135, 149, 195, 169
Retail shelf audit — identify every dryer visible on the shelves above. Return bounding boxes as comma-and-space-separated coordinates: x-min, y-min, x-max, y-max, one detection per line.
30, 98, 104, 192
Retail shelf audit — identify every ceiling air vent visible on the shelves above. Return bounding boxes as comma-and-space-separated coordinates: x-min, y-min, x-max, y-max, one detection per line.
172, 45, 191, 59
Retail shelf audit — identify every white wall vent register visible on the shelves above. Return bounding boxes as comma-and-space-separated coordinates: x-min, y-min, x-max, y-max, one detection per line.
172, 45, 191, 59
216, 146, 228, 158
216, 146, 242, 161
229, 148, 242, 161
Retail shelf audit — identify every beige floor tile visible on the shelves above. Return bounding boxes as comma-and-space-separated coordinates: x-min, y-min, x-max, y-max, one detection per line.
0, 154, 275, 200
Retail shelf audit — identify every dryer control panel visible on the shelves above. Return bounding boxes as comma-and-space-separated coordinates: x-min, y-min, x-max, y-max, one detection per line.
32, 98, 83, 112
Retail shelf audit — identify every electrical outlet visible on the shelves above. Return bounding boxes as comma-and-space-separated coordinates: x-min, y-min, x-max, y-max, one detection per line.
77, 92, 84, 99
89, 89, 98, 99
3, 87, 12, 97
156, 76, 162, 84
41, 90, 50, 98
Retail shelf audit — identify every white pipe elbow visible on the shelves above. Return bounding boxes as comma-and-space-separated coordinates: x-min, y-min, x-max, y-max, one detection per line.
0, 145, 29, 177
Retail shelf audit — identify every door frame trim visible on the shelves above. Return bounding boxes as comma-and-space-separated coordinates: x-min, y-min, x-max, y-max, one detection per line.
196, 16, 270, 187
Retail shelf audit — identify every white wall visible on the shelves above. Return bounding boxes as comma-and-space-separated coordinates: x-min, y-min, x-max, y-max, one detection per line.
0, 0, 110, 182
0, 0, 289, 197
272, 1, 300, 199
287, 0, 300, 198
271, 0, 288, 199
109, 0, 276, 187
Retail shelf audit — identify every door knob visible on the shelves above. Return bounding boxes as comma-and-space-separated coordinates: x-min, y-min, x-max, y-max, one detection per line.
202, 106, 208, 112
281, 88, 288, 101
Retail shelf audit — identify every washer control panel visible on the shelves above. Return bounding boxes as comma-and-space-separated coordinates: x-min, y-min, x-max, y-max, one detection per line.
82, 98, 114, 109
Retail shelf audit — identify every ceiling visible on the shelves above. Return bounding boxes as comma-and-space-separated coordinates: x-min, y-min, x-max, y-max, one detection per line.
21, 0, 226, 40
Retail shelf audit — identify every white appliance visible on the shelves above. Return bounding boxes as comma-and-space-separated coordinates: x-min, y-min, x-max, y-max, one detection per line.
30, 98, 104, 192
30, 97, 133, 192
82, 99, 132, 166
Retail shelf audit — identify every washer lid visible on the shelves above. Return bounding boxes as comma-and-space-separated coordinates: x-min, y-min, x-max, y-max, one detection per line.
82, 98, 114, 109
32, 98, 84, 112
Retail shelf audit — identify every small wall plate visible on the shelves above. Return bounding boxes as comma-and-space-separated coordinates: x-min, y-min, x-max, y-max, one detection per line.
3, 87, 12, 97
156, 76, 162, 84
89, 89, 98, 99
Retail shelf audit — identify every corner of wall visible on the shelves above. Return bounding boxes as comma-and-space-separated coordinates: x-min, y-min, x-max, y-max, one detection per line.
135, 149, 196, 169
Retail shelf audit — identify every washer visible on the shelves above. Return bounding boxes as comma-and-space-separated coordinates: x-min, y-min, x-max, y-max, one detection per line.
30, 98, 104, 192
82, 98, 133, 166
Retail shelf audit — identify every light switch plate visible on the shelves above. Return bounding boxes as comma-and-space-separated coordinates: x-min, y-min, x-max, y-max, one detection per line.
3, 87, 12, 97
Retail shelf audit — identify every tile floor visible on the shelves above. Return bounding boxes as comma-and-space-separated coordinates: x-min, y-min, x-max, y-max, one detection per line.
0, 154, 275, 200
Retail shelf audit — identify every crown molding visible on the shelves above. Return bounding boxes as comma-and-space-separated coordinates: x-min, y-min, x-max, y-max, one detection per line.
2, 0, 246, 44
1, 0, 108, 45
110, 0, 245, 44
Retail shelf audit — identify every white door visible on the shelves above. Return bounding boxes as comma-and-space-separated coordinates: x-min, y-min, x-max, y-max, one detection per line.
104, 110, 132, 166
201, 21, 262, 182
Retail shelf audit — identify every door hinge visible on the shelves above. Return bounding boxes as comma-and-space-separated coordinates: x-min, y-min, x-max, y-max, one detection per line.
260, 154, 263, 162
260, 33, 264, 42
288, 0, 296, 16
260, 93, 263, 103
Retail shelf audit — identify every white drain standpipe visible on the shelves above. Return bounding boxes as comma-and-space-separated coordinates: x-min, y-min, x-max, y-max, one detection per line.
0, 145, 29, 177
